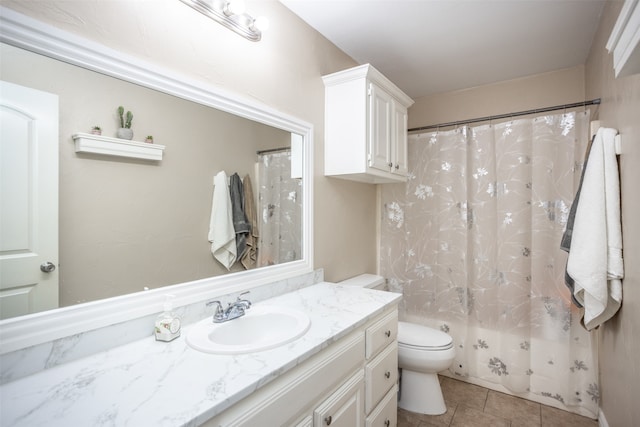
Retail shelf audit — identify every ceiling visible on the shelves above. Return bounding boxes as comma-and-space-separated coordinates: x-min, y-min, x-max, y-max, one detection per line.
279, 0, 607, 99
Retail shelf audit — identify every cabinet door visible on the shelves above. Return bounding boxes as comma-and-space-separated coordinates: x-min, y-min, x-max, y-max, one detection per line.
392, 102, 408, 177
368, 82, 392, 173
314, 370, 365, 427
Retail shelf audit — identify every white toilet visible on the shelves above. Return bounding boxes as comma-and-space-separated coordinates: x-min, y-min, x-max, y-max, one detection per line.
339, 274, 455, 415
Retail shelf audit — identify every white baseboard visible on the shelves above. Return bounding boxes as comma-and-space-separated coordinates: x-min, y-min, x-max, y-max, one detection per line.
599, 408, 609, 427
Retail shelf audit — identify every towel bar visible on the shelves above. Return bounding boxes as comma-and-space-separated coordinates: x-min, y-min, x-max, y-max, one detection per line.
614, 134, 622, 155
590, 121, 622, 155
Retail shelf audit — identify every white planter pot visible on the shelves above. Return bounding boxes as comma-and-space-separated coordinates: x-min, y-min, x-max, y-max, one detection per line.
117, 128, 133, 140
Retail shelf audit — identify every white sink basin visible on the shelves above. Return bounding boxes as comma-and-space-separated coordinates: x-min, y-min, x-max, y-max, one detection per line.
186, 304, 311, 354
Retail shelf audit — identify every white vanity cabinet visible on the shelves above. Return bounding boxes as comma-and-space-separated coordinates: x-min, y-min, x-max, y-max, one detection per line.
203, 307, 398, 427
323, 64, 414, 184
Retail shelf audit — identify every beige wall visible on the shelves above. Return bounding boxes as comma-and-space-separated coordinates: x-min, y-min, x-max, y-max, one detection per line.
585, 2, 640, 426
1, 1, 376, 289
409, 65, 586, 129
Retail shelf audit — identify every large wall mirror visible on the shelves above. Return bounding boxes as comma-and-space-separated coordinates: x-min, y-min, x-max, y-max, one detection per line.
0, 8, 313, 350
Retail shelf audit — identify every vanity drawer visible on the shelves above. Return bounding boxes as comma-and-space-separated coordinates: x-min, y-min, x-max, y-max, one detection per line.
365, 343, 398, 414
293, 415, 312, 427
365, 310, 398, 359
365, 384, 398, 427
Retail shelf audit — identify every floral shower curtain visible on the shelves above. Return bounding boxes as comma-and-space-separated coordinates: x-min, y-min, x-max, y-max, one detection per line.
257, 150, 302, 267
380, 111, 599, 418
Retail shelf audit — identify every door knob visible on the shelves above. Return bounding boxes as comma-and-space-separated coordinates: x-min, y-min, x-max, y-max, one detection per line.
40, 262, 56, 273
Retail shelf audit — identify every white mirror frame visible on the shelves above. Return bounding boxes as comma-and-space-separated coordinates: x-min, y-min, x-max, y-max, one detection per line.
0, 6, 313, 354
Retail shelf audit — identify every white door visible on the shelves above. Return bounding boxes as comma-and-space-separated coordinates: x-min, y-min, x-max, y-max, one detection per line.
0, 80, 59, 320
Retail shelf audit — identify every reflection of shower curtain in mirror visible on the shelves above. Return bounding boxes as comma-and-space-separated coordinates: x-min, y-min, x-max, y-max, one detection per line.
380, 111, 599, 419
257, 150, 302, 267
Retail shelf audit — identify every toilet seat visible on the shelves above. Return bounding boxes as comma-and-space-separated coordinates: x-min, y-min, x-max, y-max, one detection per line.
399, 341, 454, 351
398, 321, 453, 351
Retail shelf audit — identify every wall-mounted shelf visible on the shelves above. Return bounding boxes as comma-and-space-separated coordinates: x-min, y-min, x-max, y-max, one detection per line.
607, 0, 640, 77
72, 133, 165, 161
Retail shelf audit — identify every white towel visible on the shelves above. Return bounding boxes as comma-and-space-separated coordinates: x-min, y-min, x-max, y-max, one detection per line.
208, 171, 237, 270
567, 127, 624, 330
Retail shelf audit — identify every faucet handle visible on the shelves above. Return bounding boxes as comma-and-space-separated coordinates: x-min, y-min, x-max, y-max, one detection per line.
207, 300, 222, 309
236, 291, 251, 307
206, 300, 225, 321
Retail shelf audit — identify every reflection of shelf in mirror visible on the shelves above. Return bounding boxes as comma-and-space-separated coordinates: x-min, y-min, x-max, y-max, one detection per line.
72, 133, 165, 161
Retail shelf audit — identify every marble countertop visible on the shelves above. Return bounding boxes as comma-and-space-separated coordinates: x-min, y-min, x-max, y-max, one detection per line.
0, 283, 401, 427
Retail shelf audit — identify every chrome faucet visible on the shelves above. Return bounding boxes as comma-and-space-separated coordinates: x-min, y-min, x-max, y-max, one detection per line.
207, 291, 252, 323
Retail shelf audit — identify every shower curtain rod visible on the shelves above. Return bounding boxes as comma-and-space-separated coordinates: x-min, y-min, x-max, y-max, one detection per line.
408, 98, 601, 133
256, 146, 290, 155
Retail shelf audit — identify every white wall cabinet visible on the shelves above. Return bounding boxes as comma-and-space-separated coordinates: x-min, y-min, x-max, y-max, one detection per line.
323, 64, 414, 184
203, 307, 398, 427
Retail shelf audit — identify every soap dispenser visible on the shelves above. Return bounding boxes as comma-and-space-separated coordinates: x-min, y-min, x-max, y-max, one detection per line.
154, 294, 181, 342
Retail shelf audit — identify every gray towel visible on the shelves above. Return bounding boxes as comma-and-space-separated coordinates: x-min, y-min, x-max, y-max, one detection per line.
229, 173, 250, 261
240, 174, 259, 270
560, 136, 594, 308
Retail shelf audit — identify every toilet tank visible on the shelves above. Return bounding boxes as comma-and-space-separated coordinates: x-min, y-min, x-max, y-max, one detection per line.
338, 274, 386, 291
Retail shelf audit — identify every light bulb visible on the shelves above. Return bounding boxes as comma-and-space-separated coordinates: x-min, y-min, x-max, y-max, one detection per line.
225, 0, 245, 15
252, 16, 269, 32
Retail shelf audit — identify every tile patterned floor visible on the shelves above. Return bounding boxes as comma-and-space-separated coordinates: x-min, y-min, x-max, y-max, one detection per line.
397, 376, 599, 427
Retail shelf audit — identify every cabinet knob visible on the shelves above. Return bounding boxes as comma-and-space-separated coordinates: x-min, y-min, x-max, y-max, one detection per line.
385, 330, 391, 337
395, 164, 400, 170
388, 162, 393, 167
385, 371, 391, 379
384, 420, 391, 427
324, 415, 332, 425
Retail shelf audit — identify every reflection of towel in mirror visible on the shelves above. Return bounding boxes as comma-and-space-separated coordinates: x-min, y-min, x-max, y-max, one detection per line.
209, 171, 236, 270
241, 174, 259, 269
567, 127, 624, 330
229, 173, 250, 261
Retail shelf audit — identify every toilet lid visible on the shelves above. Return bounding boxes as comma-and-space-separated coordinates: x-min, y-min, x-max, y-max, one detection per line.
397, 321, 453, 350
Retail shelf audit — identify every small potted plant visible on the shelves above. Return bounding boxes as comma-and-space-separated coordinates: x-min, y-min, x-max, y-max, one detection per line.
116, 106, 134, 140
91, 125, 102, 135
145, 135, 154, 144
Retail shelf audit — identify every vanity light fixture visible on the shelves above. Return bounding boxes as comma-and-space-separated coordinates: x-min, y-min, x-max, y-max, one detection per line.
180, 0, 268, 42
